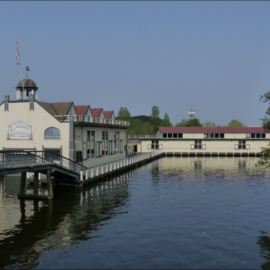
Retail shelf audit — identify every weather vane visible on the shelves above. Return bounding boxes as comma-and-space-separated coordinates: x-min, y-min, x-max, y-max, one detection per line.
25, 66, 30, 78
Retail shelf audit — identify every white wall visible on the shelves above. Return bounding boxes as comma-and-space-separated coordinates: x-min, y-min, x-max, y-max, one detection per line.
74, 125, 128, 168
0, 102, 70, 157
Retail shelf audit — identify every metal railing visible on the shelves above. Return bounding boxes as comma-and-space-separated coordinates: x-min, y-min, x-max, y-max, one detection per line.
54, 115, 130, 127
160, 147, 260, 156
79, 150, 163, 181
128, 134, 156, 139
0, 151, 87, 174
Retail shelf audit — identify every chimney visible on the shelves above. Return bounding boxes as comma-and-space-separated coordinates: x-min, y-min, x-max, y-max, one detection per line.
29, 94, 34, 111
4, 95, 9, 111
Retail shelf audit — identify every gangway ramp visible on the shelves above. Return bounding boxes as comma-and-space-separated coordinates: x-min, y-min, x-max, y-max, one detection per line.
0, 151, 87, 199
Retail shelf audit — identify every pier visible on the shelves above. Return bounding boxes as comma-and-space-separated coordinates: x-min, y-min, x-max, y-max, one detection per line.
0, 150, 163, 200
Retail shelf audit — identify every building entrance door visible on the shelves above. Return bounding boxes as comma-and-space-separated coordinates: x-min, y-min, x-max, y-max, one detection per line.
133, 145, 138, 154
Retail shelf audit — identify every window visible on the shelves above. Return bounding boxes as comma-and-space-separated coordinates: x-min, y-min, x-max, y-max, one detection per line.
76, 151, 82, 162
96, 142, 99, 157
87, 142, 90, 159
120, 140, 123, 153
148, 141, 162, 150
90, 142, 95, 158
251, 133, 266, 139
102, 141, 105, 156
114, 131, 120, 154
109, 140, 113, 155
191, 141, 206, 150
114, 140, 118, 154
102, 131, 109, 156
116, 141, 119, 153
238, 140, 246, 149
236, 140, 250, 150
87, 130, 95, 142
163, 133, 182, 138
204, 133, 225, 139
102, 131, 108, 141
86, 131, 95, 158
105, 141, 108, 155
151, 140, 159, 150
44, 127, 60, 139
194, 140, 202, 149
96, 141, 103, 157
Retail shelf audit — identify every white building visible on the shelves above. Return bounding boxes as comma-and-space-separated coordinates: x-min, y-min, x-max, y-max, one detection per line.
128, 127, 270, 155
0, 77, 130, 168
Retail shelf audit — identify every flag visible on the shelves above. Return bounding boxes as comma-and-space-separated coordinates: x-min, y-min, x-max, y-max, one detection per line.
16, 45, 19, 65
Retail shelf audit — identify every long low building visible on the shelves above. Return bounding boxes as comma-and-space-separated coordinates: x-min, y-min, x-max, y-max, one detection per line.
128, 127, 269, 155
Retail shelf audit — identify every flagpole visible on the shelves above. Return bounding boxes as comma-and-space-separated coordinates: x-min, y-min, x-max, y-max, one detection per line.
17, 42, 25, 99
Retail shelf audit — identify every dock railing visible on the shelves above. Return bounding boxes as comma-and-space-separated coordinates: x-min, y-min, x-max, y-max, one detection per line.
128, 134, 156, 139
79, 150, 162, 182
0, 150, 87, 175
54, 115, 130, 127
160, 147, 261, 156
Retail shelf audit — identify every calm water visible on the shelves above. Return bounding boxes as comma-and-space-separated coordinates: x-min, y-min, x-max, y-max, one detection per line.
1, 157, 270, 269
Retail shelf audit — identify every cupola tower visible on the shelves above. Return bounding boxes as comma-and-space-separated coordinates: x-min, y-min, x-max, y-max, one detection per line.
16, 66, 38, 100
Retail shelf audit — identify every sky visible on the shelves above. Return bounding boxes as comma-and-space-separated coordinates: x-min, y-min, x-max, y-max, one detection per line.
1, 1, 270, 126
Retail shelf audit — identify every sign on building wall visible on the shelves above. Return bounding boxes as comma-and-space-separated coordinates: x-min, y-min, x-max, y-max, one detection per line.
7, 120, 33, 140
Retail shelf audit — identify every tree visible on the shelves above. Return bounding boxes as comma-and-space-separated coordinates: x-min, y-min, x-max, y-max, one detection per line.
175, 119, 188, 127
160, 113, 172, 127
260, 91, 270, 132
175, 118, 203, 127
228, 119, 244, 127
204, 121, 215, 127
150, 106, 162, 133
255, 143, 270, 168
256, 90, 270, 168
116, 107, 132, 122
128, 119, 152, 134
256, 231, 270, 269
185, 118, 203, 127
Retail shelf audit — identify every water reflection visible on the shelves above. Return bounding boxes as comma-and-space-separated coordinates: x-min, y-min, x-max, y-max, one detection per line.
0, 166, 149, 269
0, 157, 270, 269
158, 156, 267, 183
257, 232, 270, 269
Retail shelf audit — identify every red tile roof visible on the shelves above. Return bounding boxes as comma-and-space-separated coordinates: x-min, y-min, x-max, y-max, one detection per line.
75, 106, 89, 115
104, 111, 113, 119
91, 108, 102, 118
159, 127, 265, 133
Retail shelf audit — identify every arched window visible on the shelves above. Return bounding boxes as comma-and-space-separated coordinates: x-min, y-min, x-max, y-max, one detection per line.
44, 127, 60, 139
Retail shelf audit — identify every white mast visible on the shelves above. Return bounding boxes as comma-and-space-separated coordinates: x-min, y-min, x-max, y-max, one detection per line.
16, 42, 25, 99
